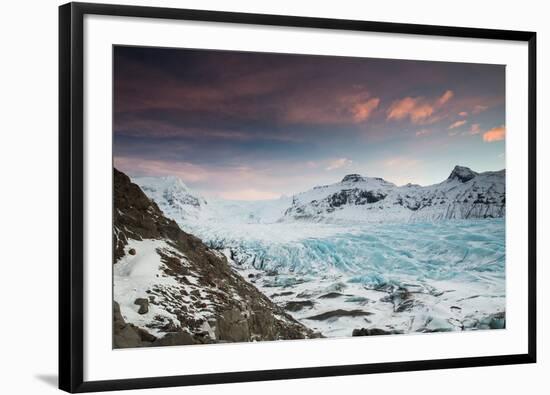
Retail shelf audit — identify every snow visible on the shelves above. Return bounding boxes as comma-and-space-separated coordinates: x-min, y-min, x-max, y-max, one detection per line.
131, 167, 506, 338
284, 167, 505, 223
113, 239, 182, 335
132, 176, 207, 222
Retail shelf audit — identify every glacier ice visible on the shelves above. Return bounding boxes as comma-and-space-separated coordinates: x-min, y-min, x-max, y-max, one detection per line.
131, 171, 506, 337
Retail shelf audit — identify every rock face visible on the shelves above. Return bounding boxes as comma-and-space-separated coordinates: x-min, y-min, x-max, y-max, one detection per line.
283, 165, 505, 223
113, 301, 157, 347
113, 168, 317, 348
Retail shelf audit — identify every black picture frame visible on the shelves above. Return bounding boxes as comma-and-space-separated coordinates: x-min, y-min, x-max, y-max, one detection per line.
59, 2, 537, 393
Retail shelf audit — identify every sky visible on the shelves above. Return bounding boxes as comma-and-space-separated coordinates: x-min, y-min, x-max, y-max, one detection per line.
114, 46, 505, 200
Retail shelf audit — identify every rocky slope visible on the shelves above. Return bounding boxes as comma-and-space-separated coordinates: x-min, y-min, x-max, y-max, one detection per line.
283, 166, 505, 223
113, 168, 318, 348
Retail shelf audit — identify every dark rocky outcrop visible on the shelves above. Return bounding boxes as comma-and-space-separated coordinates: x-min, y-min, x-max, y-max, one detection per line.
113, 168, 318, 348
284, 300, 315, 312
341, 174, 366, 183
447, 165, 478, 183
352, 327, 404, 336
306, 309, 372, 321
113, 301, 157, 347
318, 292, 346, 299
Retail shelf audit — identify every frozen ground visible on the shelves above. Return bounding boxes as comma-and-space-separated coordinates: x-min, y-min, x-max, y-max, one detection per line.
182, 208, 505, 337
132, 175, 506, 338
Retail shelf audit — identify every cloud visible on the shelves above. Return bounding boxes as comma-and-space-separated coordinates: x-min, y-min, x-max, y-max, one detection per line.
386, 97, 434, 123
473, 105, 488, 114
285, 92, 380, 125
415, 129, 431, 137
306, 161, 319, 169
469, 123, 481, 135
437, 90, 454, 106
483, 125, 506, 142
449, 120, 467, 129
351, 97, 380, 122
386, 90, 453, 124
459, 111, 468, 117
325, 158, 353, 171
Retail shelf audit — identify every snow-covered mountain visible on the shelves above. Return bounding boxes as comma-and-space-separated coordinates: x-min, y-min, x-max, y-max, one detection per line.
132, 165, 504, 225
132, 176, 207, 222
284, 166, 505, 223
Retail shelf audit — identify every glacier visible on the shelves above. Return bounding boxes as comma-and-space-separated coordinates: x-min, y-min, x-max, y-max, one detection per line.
131, 167, 506, 337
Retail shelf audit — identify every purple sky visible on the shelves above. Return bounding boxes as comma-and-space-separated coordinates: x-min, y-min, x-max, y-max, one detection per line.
114, 46, 505, 200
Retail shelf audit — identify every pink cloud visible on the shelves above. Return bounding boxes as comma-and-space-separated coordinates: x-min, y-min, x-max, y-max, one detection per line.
384, 156, 421, 168
469, 123, 481, 135
473, 105, 489, 114
285, 92, 380, 125
449, 120, 467, 129
483, 125, 506, 142
386, 90, 453, 124
325, 158, 353, 171
459, 111, 468, 117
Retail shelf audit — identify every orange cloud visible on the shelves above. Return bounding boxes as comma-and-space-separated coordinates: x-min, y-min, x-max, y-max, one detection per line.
352, 98, 380, 122
387, 90, 453, 124
449, 120, 467, 129
459, 111, 468, 117
387, 97, 434, 123
437, 90, 454, 106
483, 125, 506, 142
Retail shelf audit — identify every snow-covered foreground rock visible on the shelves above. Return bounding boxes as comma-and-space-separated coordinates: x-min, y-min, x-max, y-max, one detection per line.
133, 166, 506, 338
113, 169, 317, 348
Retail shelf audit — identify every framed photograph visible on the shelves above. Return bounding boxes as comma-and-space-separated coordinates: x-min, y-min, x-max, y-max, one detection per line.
59, 2, 537, 393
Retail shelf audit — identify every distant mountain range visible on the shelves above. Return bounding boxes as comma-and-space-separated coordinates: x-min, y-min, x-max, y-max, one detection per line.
133, 165, 505, 225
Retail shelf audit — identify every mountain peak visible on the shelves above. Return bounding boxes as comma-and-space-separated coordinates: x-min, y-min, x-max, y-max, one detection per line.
448, 165, 478, 183
341, 174, 365, 183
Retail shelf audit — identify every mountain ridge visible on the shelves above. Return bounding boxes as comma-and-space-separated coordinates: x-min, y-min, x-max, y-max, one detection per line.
130, 165, 505, 225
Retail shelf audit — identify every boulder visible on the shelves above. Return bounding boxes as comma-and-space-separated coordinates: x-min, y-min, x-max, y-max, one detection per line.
134, 298, 149, 314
